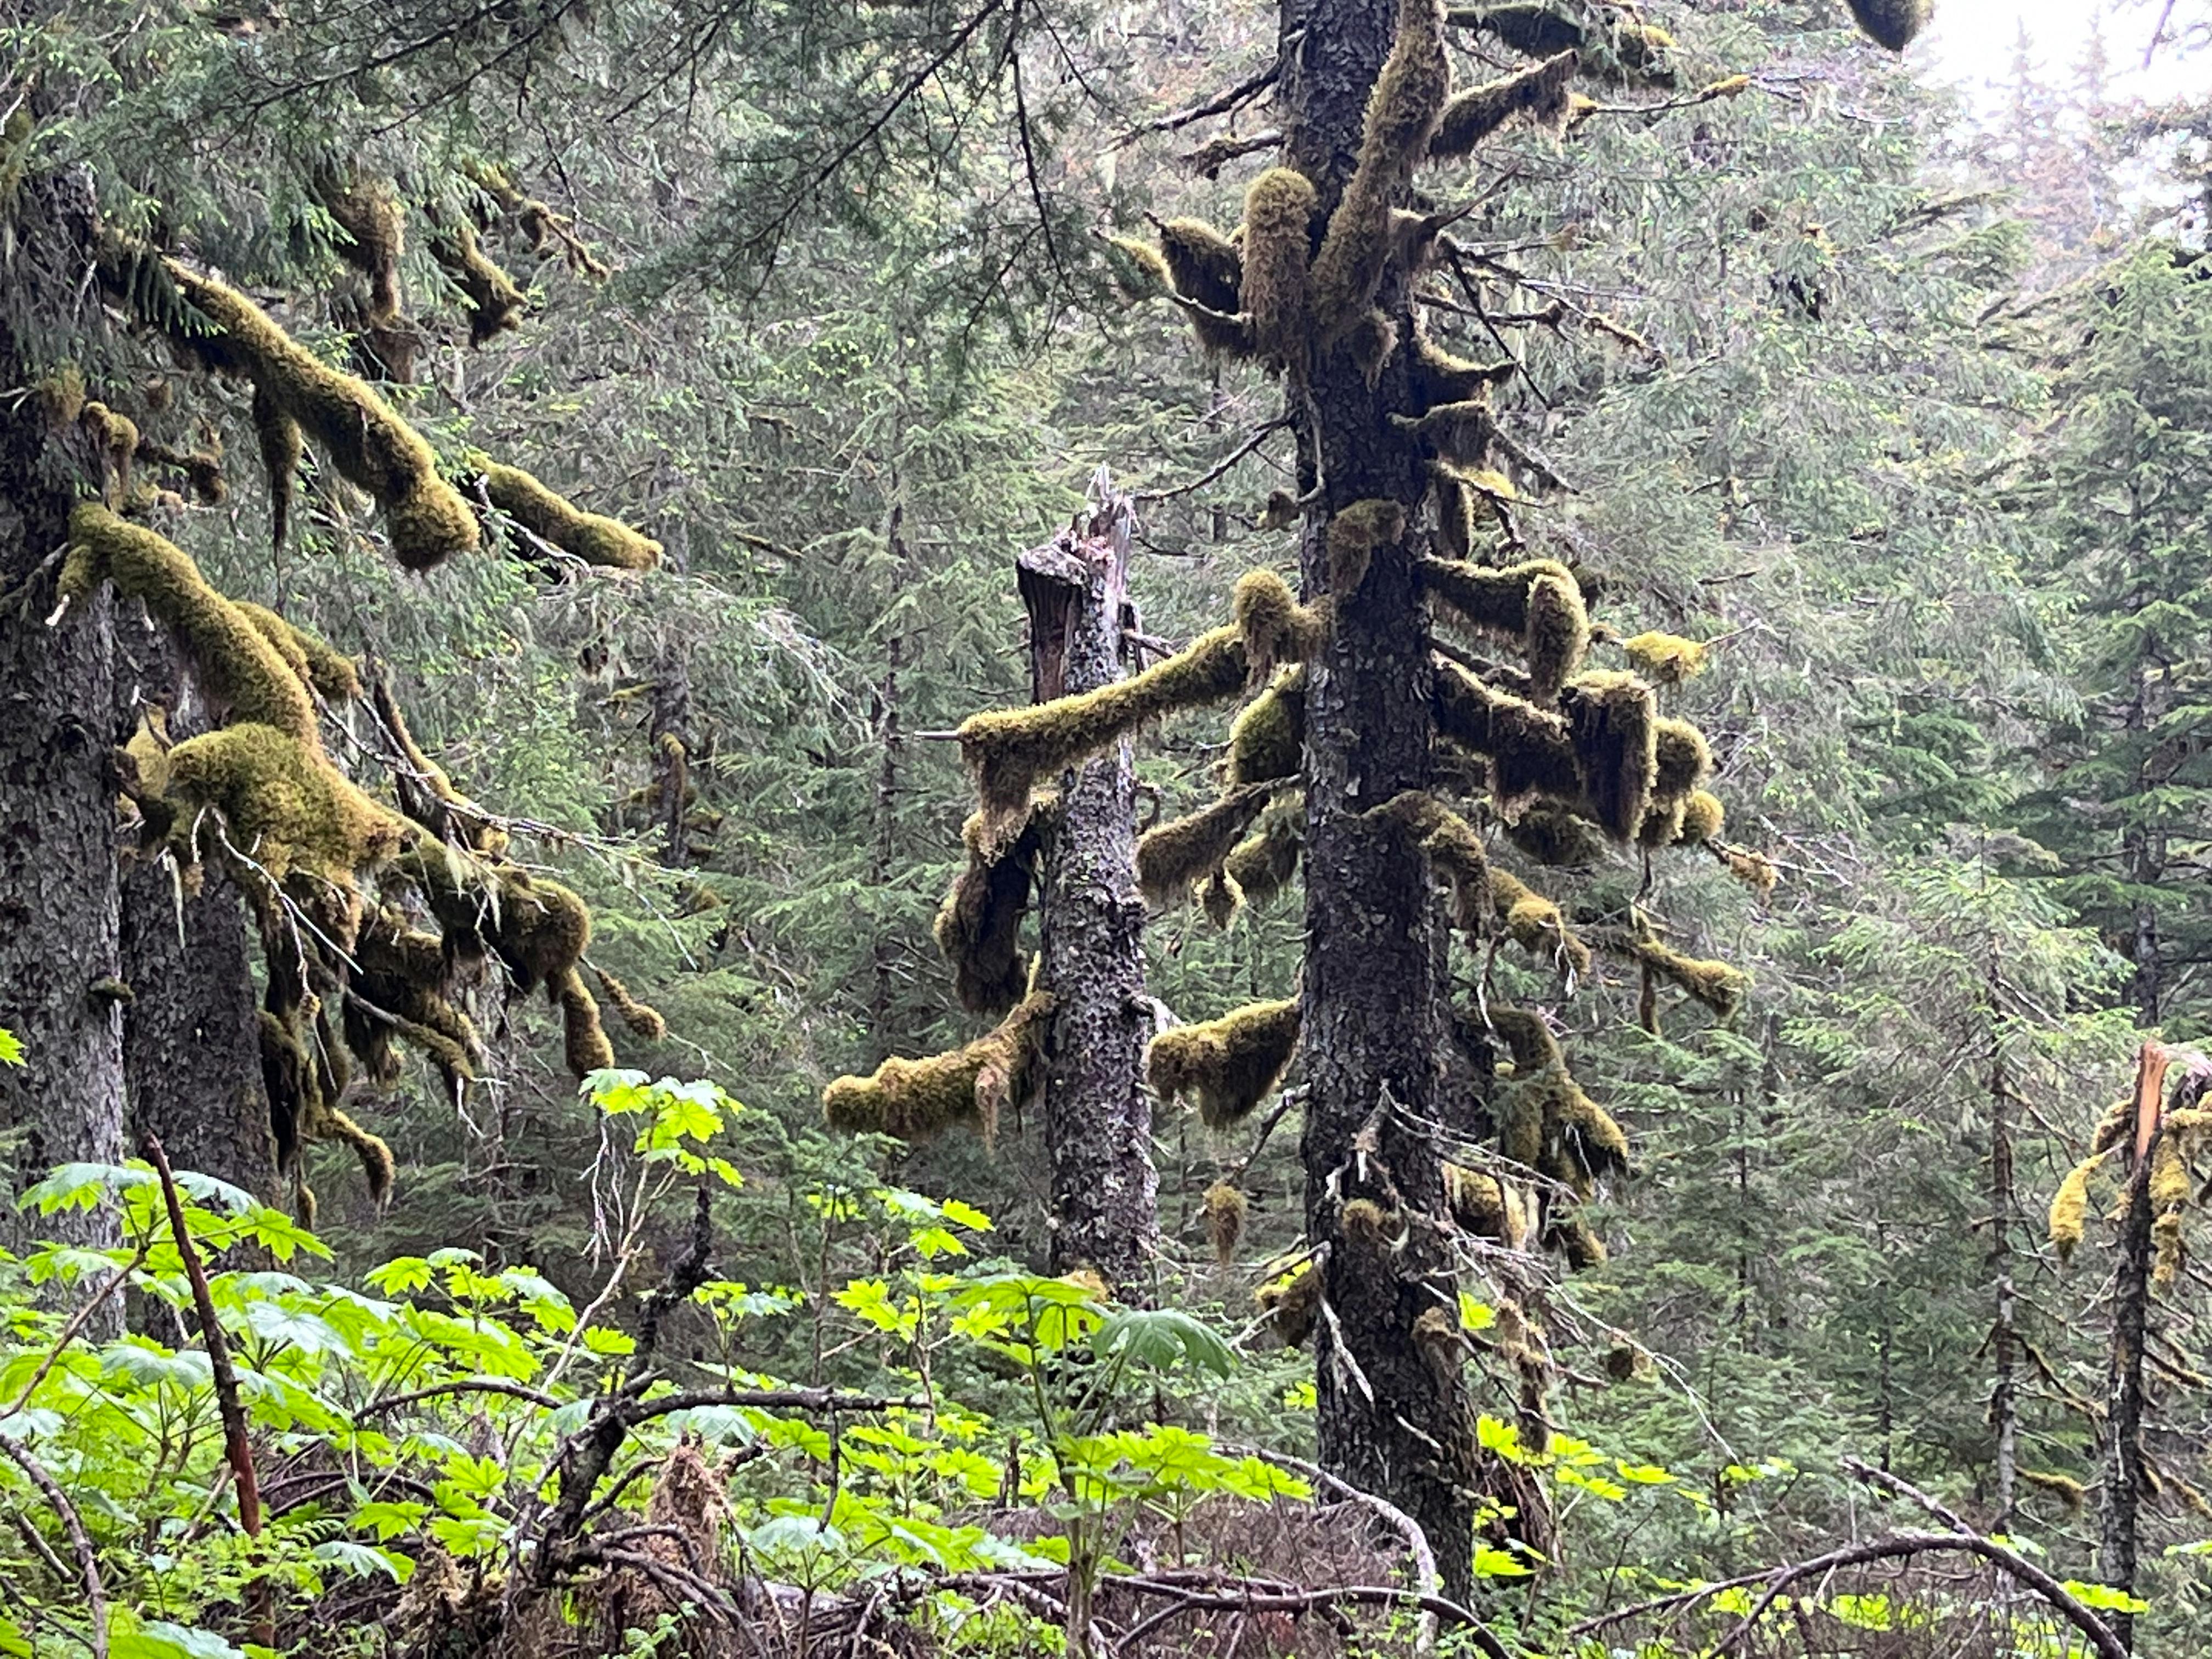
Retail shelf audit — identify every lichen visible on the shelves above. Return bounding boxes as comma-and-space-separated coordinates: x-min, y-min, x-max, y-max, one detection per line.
1147, 998, 1301, 1130
822, 990, 1054, 1142
476, 458, 661, 572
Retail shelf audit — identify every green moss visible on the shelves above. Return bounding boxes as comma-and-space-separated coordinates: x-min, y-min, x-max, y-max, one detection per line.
958, 626, 1248, 845
1307, 0, 1451, 337
1505, 805, 1607, 867
1429, 48, 1578, 159
1677, 788, 1725, 845
1156, 217, 1243, 312
1256, 1261, 1320, 1348
399, 854, 592, 995
1372, 791, 1490, 939
1445, 1165, 1525, 1246
33, 363, 86, 427
1652, 716, 1713, 804
163, 262, 479, 568
1619, 933, 1746, 1017
1524, 571, 1589, 706
1409, 334, 1516, 407
1204, 1181, 1248, 1266
1419, 555, 1577, 638
477, 458, 661, 571
166, 723, 409, 881
823, 990, 1054, 1141
1136, 782, 1276, 909
1347, 308, 1400, 386
2150, 1132, 2194, 1287
234, 603, 360, 708
1147, 998, 1301, 1130
251, 385, 304, 551
553, 964, 615, 1077
1559, 670, 1655, 838
1232, 568, 1328, 674
431, 221, 527, 345
934, 803, 1048, 1014
2050, 1151, 2107, 1261
1325, 498, 1404, 599
1224, 793, 1304, 907
1433, 657, 1582, 810
1240, 167, 1317, 363
316, 170, 405, 320
1200, 867, 1244, 929
1101, 234, 1174, 300
592, 966, 667, 1042
1390, 398, 1497, 465
1845, 0, 1931, 51
136, 436, 227, 505
1622, 630, 1709, 685
1488, 868, 1591, 974
2019, 1469, 2087, 1511
1228, 665, 1307, 787
1257, 488, 1303, 531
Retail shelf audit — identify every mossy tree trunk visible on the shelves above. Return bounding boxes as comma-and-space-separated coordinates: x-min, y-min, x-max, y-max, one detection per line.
0, 167, 127, 1284
1281, 0, 1476, 1599
115, 622, 278, 1201
1023, 481, 1158, 1297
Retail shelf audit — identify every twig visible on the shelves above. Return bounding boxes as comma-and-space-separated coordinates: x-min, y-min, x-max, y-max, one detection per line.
2, 1245, 147, 1420
1116, 48, 1290, 145
0, 1436, 107, 1654
358, 1377, 562, 1418
1137, 419, 1291, 503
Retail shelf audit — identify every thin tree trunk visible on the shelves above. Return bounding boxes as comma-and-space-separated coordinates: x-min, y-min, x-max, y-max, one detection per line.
868, 505, 910, 1062
1283, 0, 1476, 1599
1988, 1042, 2018, 1532
649, 641, 695, 871
0, 166, 127, 1283
1023, 479, 1157, 1298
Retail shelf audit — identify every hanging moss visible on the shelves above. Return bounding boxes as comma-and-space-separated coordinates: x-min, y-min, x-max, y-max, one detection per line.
553, 965, 616, 1077
1845, 0, 1930, 51
1485, 1006, 1560, 1072
1226, 665, 1307, 787
822, 990, 1054, 1141
1258, 487, 1303, 531
1204, 1181, 1248, 1265
1725, 848, 1779, 896
1372, 791, 1490, 939
1326, 498, 1405, 599
1505, 805, 1607, 867
1446, 1165, 1527, 1247
1429, 49, 1579, 159
1136, 782, 1277, 909
1524, 572, 1589, 706
1559, 671, 1655, 839
1419, 555, 1577, 638
346, 909, 481, 1091
33, 363, 86, 427
1616, 933, 1746, 1017
1436, 472, 1482, 562
1391, 398, 1499, 466
1102, 234, 1174, 300
1489, 868, 1592, 974
136, 436, 227, 505
959, 626, 1248, 845
430, 221, 528, 345
1549, 1214, 1607, 1270
1622, 630, 1709, 685
592, 966, 668, 1042
935, 803, 1049, 1014
1347, 308, 1400, 386
79, 401, 139, 494
1232, 568, 1328, 676
476, 458, 662, 572
252, 385, 304, 552
1156, 217, 1244, 312
61, 505, 318, 740
1256, 1261, 1321, 1348
1240, 167, 1317, 363
1224, 792, 1304, 907
464, 161, 612, 278
316, 169, 415, 382
1432, 658, 1583, 810
263, 1007, 396, 1206
2150, 1125, 2202, 1287
2019, 1469, 2087, 1512
1307, 0, 1451, 337
1652, 717, 1713, 801
1200, 866, 1244, 929
1410, 335, 1516, 408
162, 262, 480, 569
1147, 998, 1301, 1130
1677, 788, 1725, 846
398, 853, 592, 995
167, 723, 409, 882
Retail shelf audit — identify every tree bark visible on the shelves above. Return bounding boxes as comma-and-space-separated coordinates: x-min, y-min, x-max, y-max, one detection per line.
1988, 1040, 2018, 1532
1023, 479, 1158, 1298
0, 166, 127, 1277
1283, 0, 1477, 1599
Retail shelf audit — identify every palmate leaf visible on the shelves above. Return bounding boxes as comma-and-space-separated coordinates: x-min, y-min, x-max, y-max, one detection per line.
1092, 1308, 1233, 1378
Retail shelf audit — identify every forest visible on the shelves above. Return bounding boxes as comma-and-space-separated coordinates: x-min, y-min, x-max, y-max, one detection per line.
4, 0, 2212, 1652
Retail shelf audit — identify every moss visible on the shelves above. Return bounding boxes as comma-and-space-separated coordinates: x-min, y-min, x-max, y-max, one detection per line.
959, 627, 1248, 845
1199, 867, 1243, 929
1620, 934, 1746, 1017
80, 401, 139, 490
1204, 1181, 1248, 1266
1324, 498, 1403, 600
162, 262, 479, 569
1725, 848, 1779, 896
552, 964, 615, 1077
1136, 783, 1276, 909
1559, 670, 1655, 839
822, 990, 1054, 1142
234, 604, 360, 708
1652, 717, 1713, 801
1677, 788, 1725, 845
1445, 1164, 1526, 1246
1845, 0, 1931, 50
1372, 791, 1490, 938
1228, 665, 1308, 788
1102, 234, 1174, 300
1436, 473, 1481, 562
2150, 1133, 2194, 1287
347, 908, 482, 1088
252, 386, 304, 551
1390, 398, 1499, 466
1524, 572, 1589, 706
477, 458, 661, 571
369, 679, 505, 856
1410, 335, 1516, 408
1550, 1214, 1607, 1270
1232, 568, 1328, 675
1485, 1006, 1560, 1072
399, 854, 592, 995
1432, 657, 1583, 810
1419, 555, 1578, 639
1307, 0, 1451, 337
1257, 488, 1302, 531
1240, 167, 1317, 363
317, 170, 415, 382
1256, 1261, 1320, 1348
167, 723, 408, 881
430, 221, 528, 345
1224, 793, 1304, 906
2048, 1152, 2103, 1262
591, 966, 667, 1041
935, 804, 1048, 1014
1489, 870, 1592, 974
1429, 49, 1579, 159
1347, 308, 1400, 386
1156, 217, 1243, 312
2019, 1469, 2087, 1512
1558, 1080, 1628, 1176
136, 436, 228, 505
1147, 997, 1301, 1130
1504, 805, 1607, 867
33, 363, 86, 427
1622, 630, 1709, 685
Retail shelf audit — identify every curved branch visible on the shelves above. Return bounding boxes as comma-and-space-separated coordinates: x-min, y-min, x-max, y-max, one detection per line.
0, 1434, 106, 1658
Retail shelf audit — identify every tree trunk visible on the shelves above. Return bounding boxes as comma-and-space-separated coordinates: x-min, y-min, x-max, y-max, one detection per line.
0, 166, 127, 1279
1283, 0, 1477, 1599
1988, 1041, 2018, 1532
868, 505, 909, 1065
1023, 479, 1158, 1298
114, 617, 280, 1200
649, 640, 695, 871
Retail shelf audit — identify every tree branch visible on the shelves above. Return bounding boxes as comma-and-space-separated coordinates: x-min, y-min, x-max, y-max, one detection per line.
0, 1435, 106, 1658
